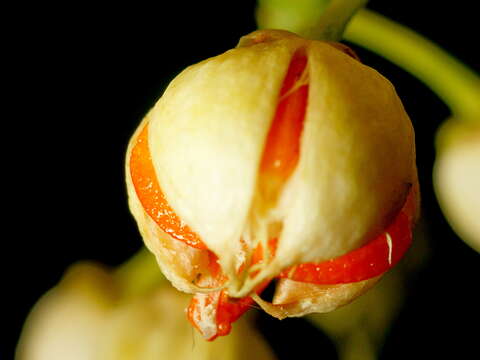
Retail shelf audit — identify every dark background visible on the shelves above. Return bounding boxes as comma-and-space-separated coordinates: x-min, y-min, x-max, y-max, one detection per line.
4, 1, 479, 359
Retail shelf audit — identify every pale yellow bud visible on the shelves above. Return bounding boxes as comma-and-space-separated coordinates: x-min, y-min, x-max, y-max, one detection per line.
434, 119, 480, 252
98, 288, 276, 360
16, 263, 117, 360
16, 262, 276, 359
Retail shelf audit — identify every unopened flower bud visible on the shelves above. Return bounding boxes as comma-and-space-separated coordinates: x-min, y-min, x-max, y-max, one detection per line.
434, 119, 480, 252
126, 29, 418, 339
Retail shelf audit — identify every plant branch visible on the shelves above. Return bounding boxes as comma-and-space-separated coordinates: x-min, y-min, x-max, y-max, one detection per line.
304, 0, 369, 41
344, 9, 480, 120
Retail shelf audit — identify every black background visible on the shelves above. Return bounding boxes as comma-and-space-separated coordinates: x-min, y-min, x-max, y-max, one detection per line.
4, 1, 479, 359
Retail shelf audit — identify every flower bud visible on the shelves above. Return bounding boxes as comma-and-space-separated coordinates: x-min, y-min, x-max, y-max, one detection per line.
126, 29, 418, 337
16, 263, 117, 360
17, 262, 276, 359
97, 287, 276, 360
434, 119, 480, 252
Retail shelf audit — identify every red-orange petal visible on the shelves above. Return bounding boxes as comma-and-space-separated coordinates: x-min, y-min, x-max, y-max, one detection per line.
129, 125, 207, 249
279, 190, 414, 284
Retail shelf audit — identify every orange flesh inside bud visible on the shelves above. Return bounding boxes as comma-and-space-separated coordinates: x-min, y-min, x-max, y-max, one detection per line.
259, 50, 308, 204
279, 189, 415, 284
130, 126, 207, 249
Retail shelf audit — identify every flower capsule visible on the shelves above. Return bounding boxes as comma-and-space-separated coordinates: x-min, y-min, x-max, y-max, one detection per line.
126, 30, 418, 338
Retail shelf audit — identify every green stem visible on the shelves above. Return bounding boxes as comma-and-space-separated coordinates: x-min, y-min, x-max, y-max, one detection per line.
305, 0, 369, 41
114, 246, 164, 298
344, 9, 480, 120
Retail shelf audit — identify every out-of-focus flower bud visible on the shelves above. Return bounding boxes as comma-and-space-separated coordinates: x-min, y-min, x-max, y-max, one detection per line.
126, 29, 418, 339
16, 263, 117, 360
97, 287, 276, 360
16, 262, 276, 360
434, 119, 480, 252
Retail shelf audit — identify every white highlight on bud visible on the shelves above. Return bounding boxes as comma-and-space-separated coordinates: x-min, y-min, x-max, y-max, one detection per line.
386, 232, 393, 265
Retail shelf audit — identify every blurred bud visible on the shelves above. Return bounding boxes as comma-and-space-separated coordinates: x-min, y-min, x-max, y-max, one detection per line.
434, 119, 480, 252
97, 287, 276, 360
125, 29, 418, 337
16, 262, 276, 360
16, 263, 117, 360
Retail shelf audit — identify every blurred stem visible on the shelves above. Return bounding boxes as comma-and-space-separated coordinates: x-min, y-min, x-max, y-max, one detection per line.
114, 247, 164, 298
345, 9, 480, 120
306, 0, 369, 41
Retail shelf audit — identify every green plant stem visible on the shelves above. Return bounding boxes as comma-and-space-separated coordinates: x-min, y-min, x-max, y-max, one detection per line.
306, 0, 369, 41
344, 9, 480, 121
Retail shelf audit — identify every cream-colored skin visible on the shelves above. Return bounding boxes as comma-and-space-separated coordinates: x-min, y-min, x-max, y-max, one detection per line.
126, 30, 417, 316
